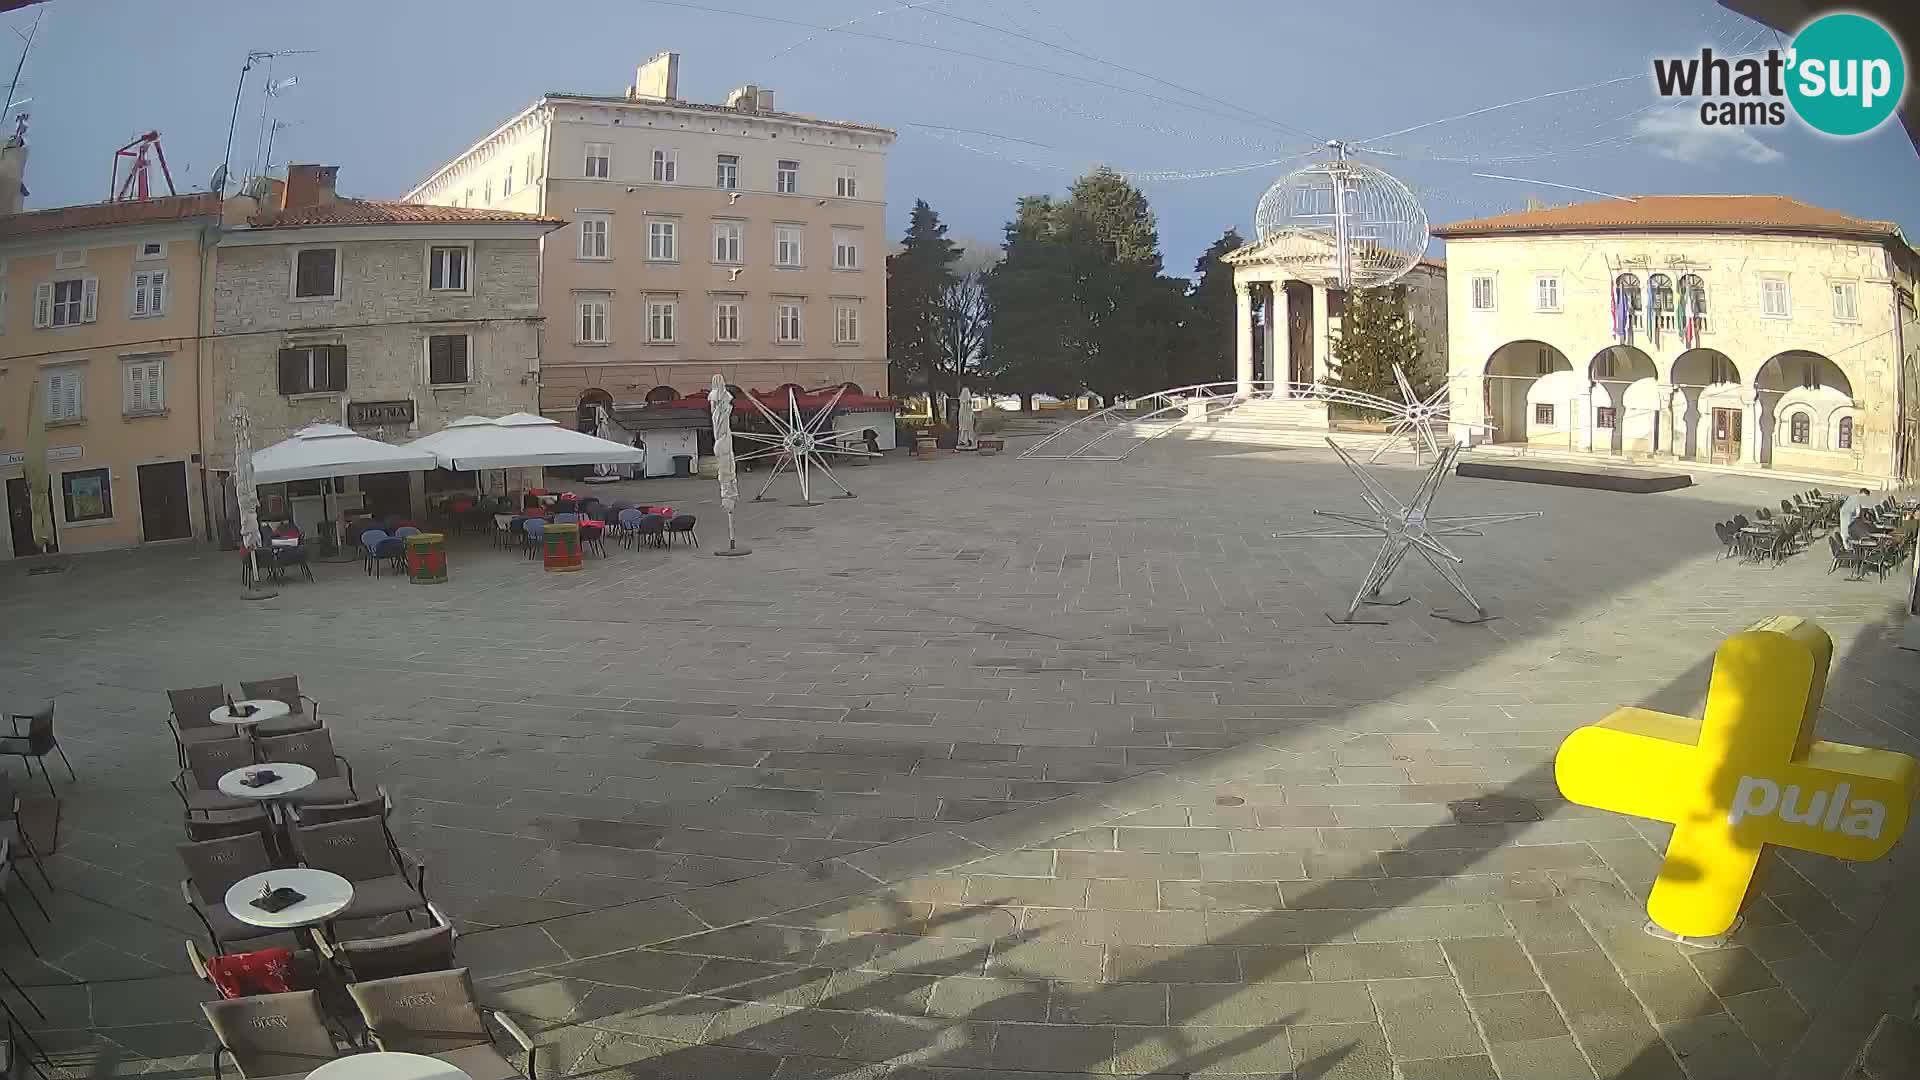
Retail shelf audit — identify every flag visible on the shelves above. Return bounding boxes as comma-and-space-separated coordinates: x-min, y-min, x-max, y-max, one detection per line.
1645, 276, 1658, 349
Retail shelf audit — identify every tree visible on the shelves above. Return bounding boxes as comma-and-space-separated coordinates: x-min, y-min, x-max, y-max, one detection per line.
983, 196, 1077, 410
886, 200, 962, 403
1067, 167, 1160, 271
1176, 228, 1245, 387
1327, 285, 1430, 404
931, 265, 991, 425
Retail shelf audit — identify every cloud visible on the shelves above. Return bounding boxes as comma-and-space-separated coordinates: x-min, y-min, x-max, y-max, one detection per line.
1635, 110, 1785, 165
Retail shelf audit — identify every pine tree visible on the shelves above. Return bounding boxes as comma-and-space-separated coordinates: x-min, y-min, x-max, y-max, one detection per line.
1175, 228, 1245, 386
886, 201, 963, 401
1327, 285, 1428, 403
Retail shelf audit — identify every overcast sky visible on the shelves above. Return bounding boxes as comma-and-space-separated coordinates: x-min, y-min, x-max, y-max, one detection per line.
9, 0, 1919, 274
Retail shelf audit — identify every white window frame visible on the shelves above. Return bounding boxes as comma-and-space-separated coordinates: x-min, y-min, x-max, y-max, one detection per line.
713, 299, 743, 343
652, 147, 679, 183
576, 293, 611, 344
37, 277, 98, 328
832, 229, 860, 271
716, 154, 739, 190
130, 268, 169, 318
502, 164, 514, 197
483, 179, 493, 204
424, 332, 473, 388
1534, 274, 1560, 313
584, 142, 612, 179
1470, 274, 1496, 312
525, 150, 538, 185
45, 365, 84, 422
776, 159, 799, 194
834, 301, 861, 344
1761, 277, 1791, 319
713, 220, 744, 265
836, 165, 859, 199
123, 355, 166, 415
1831, 280, 1859, 322
135, 240, 167, 262
775, 301, 803, 344
427, 243, 472, 294
290, 246, 341, 301
647, 298, 678, 344
578, 214, 611, 260
775, 225, 803, 269
647, 218, 679, 262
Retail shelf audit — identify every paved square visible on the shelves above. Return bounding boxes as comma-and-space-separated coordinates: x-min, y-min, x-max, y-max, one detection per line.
3, 435, 1915, 1079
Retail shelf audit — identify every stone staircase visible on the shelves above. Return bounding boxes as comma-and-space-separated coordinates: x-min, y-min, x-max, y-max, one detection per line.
1160, 397, 1414, 454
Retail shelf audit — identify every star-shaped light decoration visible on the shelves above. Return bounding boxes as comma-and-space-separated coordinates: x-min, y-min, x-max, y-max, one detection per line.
735, 384, 878, 506
1274, 439, 1541, 624
1358, 365, 1494, 467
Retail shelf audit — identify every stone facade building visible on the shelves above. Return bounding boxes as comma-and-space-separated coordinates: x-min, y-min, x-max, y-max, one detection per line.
1434, 195, 1920, 483
404, 52, 894, 422
204, 165, 562, 530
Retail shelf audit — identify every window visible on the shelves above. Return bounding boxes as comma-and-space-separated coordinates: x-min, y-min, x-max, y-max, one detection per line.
1594, 351, 1615, 379
1534, 403, 1554, 426
776, 301, 802, 343
277, 345, 347, 395
45, 368, 83, 421
1761, 278, 1791, 318
1595, 406, 1617, 429
714, 300, 742, 342
502, 164, 514, 197
525, 150, 538, 184
1534, 275, 1559, 312
292, 248, 339, 299
61, 468, 112, 523
427, 334, 470, 386
131, 269, 168, 317
836, 165, 859, 198
584, 143, 611, 179
833, 229, 860, 270
1838, 416, 1854, 449
647, 219, 678, 261
578, 215, 610, 259
835, 301, 860, 344
1649, 273, 1675, 332
775, 225, 803, 268
1789, 411, 1811, 444
428, 245, 469, 292
651, 148, 678, 183
776, 159, 798, 194
136, 241, 166, 261
647, 299, 677, 343
462, 189, 473, 208
1678, 274, 1710, 335
36, 278, 96, 328
716, 154, 739, 190
577, 294, 610, 343
1614, 273, 1643, 330
1471, 275, 1495, 311
713, 221, 744, 264
124, 358, 165, 414
1832, 281, 1859, 321
483, 180, 492, 204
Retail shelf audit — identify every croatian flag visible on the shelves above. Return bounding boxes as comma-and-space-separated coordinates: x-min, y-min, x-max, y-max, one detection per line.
1645, 276, 1658, 349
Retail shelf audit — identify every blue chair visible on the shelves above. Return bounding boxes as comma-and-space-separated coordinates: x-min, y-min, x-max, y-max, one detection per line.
617, 508, 644, 549
552, 513, 581, 525
361, 530, 390, 575
394, 526, 421, 540
522, 518, 546, 559
371, 536, 405, 578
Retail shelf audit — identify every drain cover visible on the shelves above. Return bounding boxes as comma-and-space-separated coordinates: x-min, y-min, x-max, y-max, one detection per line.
1449, 796, 1541, 824
1215, 795, 1246, 807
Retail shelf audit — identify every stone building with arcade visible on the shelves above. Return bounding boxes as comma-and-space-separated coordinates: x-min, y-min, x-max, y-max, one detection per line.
1435, 195, 1920, 484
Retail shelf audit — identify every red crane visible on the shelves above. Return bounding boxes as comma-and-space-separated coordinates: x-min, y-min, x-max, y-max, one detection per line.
110, 131, 176, 201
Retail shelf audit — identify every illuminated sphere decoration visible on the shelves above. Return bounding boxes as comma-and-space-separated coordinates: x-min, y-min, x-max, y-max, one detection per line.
1253, 153, 1429, 290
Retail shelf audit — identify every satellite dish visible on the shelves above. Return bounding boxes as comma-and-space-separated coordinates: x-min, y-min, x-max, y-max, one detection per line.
1254, 147, 1428, 290
208, 164, 228, 193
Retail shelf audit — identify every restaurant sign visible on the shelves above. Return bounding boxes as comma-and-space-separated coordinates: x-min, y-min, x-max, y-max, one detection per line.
348, 400, 415, 427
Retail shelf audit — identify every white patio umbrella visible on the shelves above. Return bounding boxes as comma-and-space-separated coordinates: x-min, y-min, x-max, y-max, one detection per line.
709, 375, 749, 557
233, 410, 274, 599
252, 423, 438, 484
957, 389, 977, 450
407, 413, 645, 471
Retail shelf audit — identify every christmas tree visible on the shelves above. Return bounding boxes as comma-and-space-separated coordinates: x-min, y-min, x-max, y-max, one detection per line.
1328, 284, 1431, 403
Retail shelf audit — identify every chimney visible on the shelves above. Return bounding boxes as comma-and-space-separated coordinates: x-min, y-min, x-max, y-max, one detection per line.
726, 85, 774, 113
0, 137, 27, 216
631, 51, 680, 101
283, 164, 339, 210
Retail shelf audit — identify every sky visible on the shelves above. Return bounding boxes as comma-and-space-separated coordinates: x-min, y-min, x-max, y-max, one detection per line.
7, 0, 1919, 278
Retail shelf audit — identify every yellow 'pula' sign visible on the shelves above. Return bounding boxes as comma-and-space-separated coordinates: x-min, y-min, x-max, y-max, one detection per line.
1554, 616, 1917, 938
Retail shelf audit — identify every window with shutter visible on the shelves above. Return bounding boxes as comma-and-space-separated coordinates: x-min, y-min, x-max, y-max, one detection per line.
278, 346, 347, 395
44, 279, 89, 327
124, 359, 166, 414
33, 282, 50, 327
45, 369, 83, 421
132, 269, 167, 317
427, 334, 470, 385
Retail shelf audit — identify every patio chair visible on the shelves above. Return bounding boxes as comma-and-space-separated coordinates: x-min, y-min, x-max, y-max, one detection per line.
521, 518, 546, 559
167, 685, 239, 766
1756, 507, 1772, 521
1828, 532, 1867, 577
254, 731, 357, 805
0, 706, 72, 800
551, 512, 580, 525
665, 514, 698, 548
1780, 499, 1796, 517
348, 968, 537, 1080
202, 990, 345, 1080
579, 520, 607, 558
177, 833, 286, 954
0, 840, 46, 957
290, 789, 391, 828
317, 918, 457, 983
0, 1001, 50, 1080
0, 777, 50, 894
1713, 522, 1738, 560
634, 514, 666, 549
616, 508, 644, 549
270, 543, 314, 584
291, 818, 430, 924
174, 738, 261, 817
185, 811, 274, 845
239, 677, 324, 737
394, 526, 420, 541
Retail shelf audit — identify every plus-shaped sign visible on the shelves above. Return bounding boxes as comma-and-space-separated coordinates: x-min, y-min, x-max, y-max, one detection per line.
1555, 616, 1916, 938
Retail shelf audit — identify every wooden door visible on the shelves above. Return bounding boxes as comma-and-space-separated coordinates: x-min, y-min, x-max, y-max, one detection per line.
1711, 408, 1741, 465
6, 476, 54, 556
137, 462, 192, 542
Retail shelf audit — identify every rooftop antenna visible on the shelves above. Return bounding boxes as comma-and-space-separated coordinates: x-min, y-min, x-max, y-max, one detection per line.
2, 10, 43, 147
252, 73, 297, 181
221, 48, 312, 193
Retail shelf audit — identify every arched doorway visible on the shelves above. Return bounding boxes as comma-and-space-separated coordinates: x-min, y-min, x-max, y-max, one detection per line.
1484, 341, 1573, 445
644, 385, 678, 404
1669, 349, 1741, 463
1588, 346, 1657, 455
576, 389, 614, 433
1755, 351, 1853, 465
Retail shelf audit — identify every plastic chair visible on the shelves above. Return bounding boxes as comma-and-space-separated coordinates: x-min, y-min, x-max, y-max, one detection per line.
552, 513, 580, 525
361, 530, 390, 575
0, 705, 73, 799
370, 536, 405, 578
347, 968, 535, 1080
634, 514, 666, 549
167, 685, 239, 767
394, 526, 421, 541
665, 514, 698, 548
521, 518, 546, 559
615, 509, 644, 549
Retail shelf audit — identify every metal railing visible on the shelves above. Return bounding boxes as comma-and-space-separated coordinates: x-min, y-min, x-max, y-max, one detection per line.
1019, 380, 1418, 461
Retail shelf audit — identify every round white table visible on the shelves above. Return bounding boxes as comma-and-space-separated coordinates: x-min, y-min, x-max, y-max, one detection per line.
217, 762, 317, 800
207, 699, 292, 731
224, 868, 353, 930
308, 1053, 470, 1080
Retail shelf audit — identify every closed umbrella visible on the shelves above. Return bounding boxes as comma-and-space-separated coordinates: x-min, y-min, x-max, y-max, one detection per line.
21, 379, 52, 555
710, 375, 749, 557
957, 389, 977, 451
233, 410, 273, 599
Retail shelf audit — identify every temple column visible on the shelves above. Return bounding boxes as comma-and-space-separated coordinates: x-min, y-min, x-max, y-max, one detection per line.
1310, 285, 1331, 384
1653, 383, 1672, 456
1235, 282, 1255, 397
1742, 394, 1763, 465
1259, 286, 1277, 393
1272, 284, 1292, 394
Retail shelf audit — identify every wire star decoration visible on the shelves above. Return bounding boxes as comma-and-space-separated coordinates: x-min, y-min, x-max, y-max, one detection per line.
1274, 439, 1542, 625
736, 385, 878, 506
1360, 364, 1495, 466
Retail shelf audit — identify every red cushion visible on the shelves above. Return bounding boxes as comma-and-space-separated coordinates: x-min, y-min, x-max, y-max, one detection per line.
206, 948, 296, 999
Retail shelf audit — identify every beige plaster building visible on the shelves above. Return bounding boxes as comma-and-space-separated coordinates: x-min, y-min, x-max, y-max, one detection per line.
1435, 196, 1920, 483
0, 168, 221, 557
406, 52, 895, 422
205, 165, 562, 534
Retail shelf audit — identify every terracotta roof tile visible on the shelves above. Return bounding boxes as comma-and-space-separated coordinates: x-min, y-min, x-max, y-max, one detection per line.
0, 193, 222, 241
1433, 194, 1902, 241
250, 198, 565, 229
